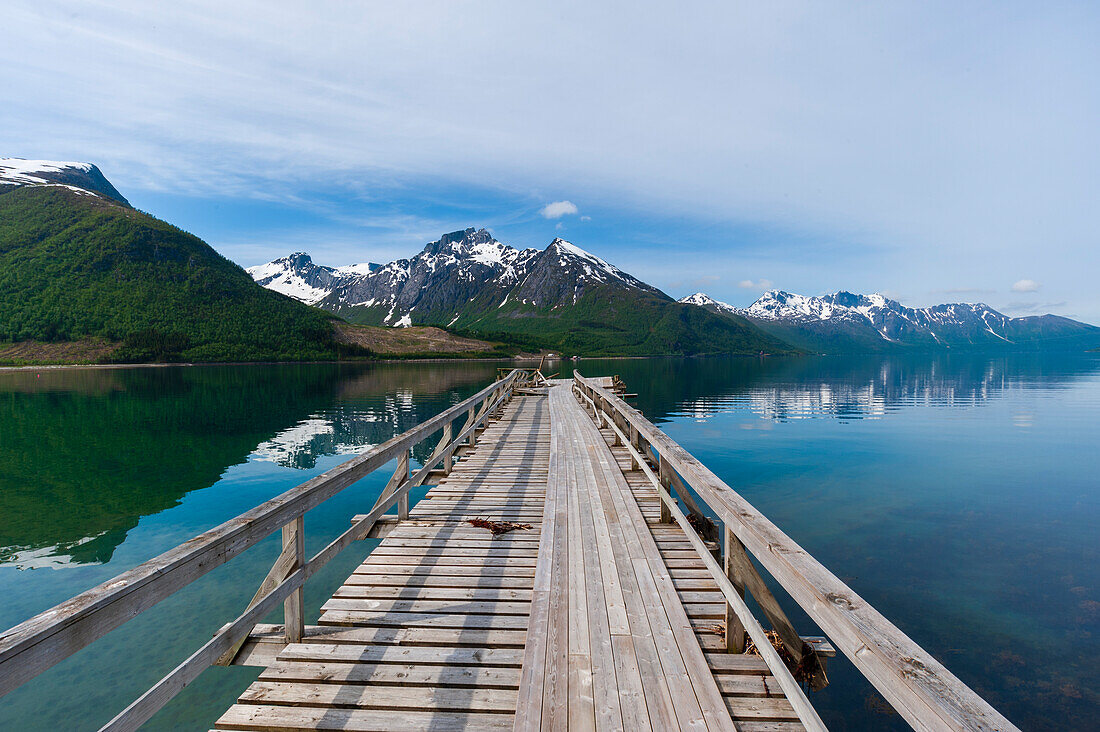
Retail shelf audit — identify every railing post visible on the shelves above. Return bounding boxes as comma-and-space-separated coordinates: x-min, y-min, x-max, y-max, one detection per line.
440, 422, 454, 475
658, 457, 673, 523
724, 528, 805, 665
282, 516, 305, 644
396, 450, 410, 521
723, 526, 747, 653
465, 406, 476, 445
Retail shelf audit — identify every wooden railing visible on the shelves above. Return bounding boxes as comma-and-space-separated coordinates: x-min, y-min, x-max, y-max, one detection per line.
0, 370, 520, 732
573, 371, 1019, 732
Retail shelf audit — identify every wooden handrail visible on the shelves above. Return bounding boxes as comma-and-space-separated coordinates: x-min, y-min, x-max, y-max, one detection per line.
573, 371, 1019, 732
0, 371, 519, 702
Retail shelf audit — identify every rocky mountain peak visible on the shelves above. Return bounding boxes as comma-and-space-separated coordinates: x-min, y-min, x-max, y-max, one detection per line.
250, 227, 666, 326
426, 227, 490, 253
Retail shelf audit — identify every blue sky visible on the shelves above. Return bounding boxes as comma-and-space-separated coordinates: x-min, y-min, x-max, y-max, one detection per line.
3, 1, 1098, 321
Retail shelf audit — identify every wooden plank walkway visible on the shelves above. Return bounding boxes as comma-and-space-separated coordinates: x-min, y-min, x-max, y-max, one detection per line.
217, 384, 803, 731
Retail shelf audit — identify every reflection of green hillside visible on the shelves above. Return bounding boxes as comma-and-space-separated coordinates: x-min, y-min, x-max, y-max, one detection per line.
0, 366, 338, 564
0, 362, 504, 566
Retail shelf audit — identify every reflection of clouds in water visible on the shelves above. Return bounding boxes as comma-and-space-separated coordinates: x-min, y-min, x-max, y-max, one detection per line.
1012, 413, 1034, 428
1, 532, 108, 570
251, 418, 335, 464
248, 390, 417, 469
250, 415, 378, 469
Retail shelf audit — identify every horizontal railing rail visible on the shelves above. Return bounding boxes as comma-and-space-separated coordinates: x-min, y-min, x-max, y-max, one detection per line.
573, 371, 1018, 732
0, 370, 520, 731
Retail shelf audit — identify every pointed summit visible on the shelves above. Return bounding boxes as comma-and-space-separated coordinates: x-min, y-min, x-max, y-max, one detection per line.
677, 293, 738, 315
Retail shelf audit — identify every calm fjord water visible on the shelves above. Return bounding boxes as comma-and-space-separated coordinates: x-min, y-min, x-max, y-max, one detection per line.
0, 355, 1096, 730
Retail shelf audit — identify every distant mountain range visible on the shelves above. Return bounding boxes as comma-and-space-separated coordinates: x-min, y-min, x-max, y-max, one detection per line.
252, 231, 1100, 354
679, 291, 1100, 353
249, 228, 789, 356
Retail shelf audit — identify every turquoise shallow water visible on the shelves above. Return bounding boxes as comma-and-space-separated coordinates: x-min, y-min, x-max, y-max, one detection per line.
0, 355, 1096, 729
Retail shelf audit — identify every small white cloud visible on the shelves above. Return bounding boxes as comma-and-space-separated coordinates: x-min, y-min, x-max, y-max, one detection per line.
738, 278, 774, 290
554, 221, 564, 230
540, 200, 579, 219
1011, 279, 1040, 293
579, 215, 591, 222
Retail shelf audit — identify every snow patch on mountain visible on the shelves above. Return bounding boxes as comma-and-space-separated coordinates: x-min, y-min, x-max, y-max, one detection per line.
545, 238, 643, 289
678, 293, 739, 315
0, 158, 131, 206
0, 158, 93, 185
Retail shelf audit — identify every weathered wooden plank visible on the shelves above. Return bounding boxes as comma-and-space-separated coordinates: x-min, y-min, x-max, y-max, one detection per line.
513, 398, 558, 732
236, 681, 516, 712
332, 586, 532, 602
216, 704, 514, 731
257, 659, 522, 688
276, 643, 523, 666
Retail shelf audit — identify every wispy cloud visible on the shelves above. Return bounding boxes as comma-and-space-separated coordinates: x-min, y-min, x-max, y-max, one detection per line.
541, 201, 579, 219
738, 278, 774, 290
1011, 279, 1041, 293
2, 1, 1096, 320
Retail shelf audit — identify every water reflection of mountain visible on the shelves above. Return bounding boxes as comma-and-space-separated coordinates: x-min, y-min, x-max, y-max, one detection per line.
597, 354, 1100, 424
0, 362, 500, 568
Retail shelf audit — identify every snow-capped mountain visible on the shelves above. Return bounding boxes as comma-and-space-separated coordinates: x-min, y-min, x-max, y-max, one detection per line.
251, 228, 662, 327
248, 228, 786, 355
0, 158, 130, 206
678, 293, 739, 316
742, 290, 1013, 343
683, 289, 1100, 352
248, 253, 380, 305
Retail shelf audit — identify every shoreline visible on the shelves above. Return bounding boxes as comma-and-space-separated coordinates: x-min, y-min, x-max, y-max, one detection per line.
0, 352, 766, 373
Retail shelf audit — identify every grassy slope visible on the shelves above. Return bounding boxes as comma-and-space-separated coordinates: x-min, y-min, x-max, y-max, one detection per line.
0, 186, 346, 362
332, 322, 509, 358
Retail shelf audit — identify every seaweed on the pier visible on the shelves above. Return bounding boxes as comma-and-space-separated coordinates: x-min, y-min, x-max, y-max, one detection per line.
466, 518, 532, 536
746, 630, 830, 691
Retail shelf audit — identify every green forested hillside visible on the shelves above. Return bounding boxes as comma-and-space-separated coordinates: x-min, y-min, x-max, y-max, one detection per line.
456, 286, 794, 356
0, 186, 346, 362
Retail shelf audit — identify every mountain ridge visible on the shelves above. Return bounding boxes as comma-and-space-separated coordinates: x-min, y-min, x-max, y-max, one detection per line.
680, 290, 1100, 352
250, 228, 791, 356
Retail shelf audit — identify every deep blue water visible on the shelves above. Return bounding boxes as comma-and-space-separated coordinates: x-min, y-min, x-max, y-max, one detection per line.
0, 355, 1096, 729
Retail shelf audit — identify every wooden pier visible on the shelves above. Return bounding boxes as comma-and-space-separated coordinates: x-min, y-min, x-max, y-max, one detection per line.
0, 370, 1019, 731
